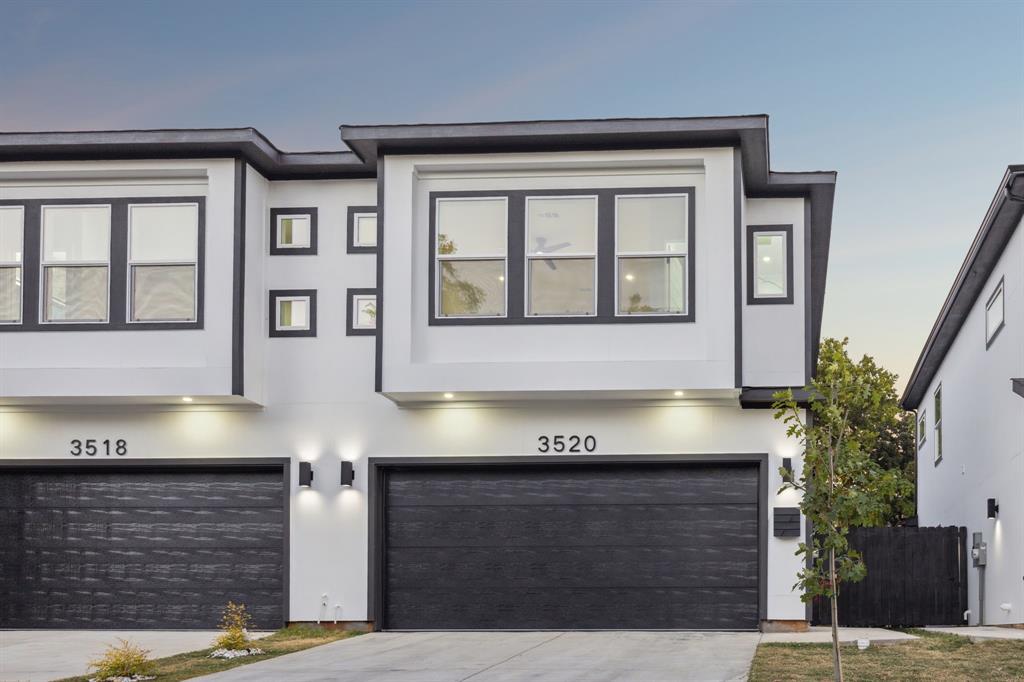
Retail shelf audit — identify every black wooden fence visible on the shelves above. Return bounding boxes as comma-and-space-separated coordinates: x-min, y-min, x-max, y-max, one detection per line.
813, 526, 968, 627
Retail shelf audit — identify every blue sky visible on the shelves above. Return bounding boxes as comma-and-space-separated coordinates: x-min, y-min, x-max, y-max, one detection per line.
2, 0, 1021, 389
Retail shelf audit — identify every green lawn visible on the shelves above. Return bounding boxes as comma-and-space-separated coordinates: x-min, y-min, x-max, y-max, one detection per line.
55, 625, 360, 682
749, 630, 1024, 682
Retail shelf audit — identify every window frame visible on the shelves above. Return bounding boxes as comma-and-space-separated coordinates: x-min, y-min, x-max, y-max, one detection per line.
613, 193, 692, 318
0, 205, 25, 325
346, 287, 377, 336
746, 224, 794, 305
39, 203, 112, 325
432, 194, 509, 321
427, 186, 696, 326
917, 410, 927, 449
126, 201, 200, 324
524, 194, 599, 318
0, 196, 205, 332
985, 277, 1005, 348
269, 207, 317, 256
268, 289, 317, 337
933, 384, 943, 465
347, 206, 379, 254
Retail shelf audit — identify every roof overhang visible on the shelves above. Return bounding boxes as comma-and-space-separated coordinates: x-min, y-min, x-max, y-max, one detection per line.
340, 115, 837, 367
0, 128, 374, 180
901, 166, 1024, 409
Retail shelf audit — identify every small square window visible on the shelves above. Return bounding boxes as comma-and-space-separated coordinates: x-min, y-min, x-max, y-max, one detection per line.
347, 206, 379, 253
347, 288, 377, 336
985, 278, 1004, 347
269, 289, 317, 337
270, 208, 317, 255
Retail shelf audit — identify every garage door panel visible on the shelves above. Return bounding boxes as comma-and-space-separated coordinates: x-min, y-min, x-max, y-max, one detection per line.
382, 462, 762, 630
388, 545, 758, 589
387, 503, 757, 548
0, 597, 284, 630
0, 473, 284, 509
0, 467, 286, 629
387, 466, 758, 507
386, 586, 760, 630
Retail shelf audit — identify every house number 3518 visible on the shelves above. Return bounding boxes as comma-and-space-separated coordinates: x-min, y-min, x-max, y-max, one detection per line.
537, 435, 596, 453
70, 439, 127, 456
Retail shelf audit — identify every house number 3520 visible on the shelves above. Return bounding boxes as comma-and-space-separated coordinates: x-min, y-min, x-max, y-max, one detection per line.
70, 439, 127, 456
537, 435, 596, 453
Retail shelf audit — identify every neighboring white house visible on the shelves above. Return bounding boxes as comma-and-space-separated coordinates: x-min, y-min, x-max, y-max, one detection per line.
903, 165, 1024, 626
0, 116, 835, 632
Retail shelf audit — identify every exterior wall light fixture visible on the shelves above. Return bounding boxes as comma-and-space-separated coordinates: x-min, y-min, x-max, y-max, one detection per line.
299, 461, 314, 487
340, 461, 355, 487
987, 498, 999, 519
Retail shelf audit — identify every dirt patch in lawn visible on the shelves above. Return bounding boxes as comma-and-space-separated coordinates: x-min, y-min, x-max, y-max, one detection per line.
55, 625, 360, 682
749, 630, 1024, 682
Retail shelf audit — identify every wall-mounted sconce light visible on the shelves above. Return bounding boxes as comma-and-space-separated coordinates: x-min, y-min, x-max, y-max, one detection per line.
299, 461, 314, 487
340, 461, 355, 487
987, 497, 999, 519
781, 457, 793, 481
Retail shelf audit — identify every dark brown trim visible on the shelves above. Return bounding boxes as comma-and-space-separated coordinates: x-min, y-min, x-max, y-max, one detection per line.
427, 187, 696, 326
347, 206, 378, 254
268, 289, 317, 338
231, 160, 246, 395
346, 287, 377, 336
374, 159, 385, 392
367, 453, 769, 631
746, 224, 794, 305
734, 147, 744, 388
269, 207, 318, 256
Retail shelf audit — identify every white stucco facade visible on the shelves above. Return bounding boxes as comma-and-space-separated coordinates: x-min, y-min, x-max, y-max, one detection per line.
0, 118, 834, 630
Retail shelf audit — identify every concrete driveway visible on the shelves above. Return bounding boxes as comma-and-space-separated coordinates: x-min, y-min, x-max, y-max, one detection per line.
194, 631, 761, 682
0, 630, 266, 682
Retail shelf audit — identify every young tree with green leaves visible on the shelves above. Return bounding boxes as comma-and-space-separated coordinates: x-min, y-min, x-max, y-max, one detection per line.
773, 337, 915, 682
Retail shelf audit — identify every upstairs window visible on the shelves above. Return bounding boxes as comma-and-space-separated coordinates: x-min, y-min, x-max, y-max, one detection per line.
347, 206, 378, 253
269, 289, 317, 337
917, 410, 927, 449
747, 225, 794, 304
347, 288, 377, 336
129, 203, 199, 322
435, 197, 507, 318
526, 196, 597, 316
985, 278, 1004, 347
933, 385, 943, 464
41, 205, 110, 322
0, 206, 24, 324
270, 208, 317, 255
615, 194, 688, 316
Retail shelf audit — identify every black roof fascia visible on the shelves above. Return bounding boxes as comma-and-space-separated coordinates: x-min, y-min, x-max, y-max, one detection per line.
0, 128, 373, 180
902, 166, 1024, 409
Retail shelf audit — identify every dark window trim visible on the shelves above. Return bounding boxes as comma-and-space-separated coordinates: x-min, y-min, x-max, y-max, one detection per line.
268, 288, 317, 337
917, 409, 927, 449
0, 456, 291, 627
347, 205, 378, 254
933, 384, 943, 466
746, 224, 794, 305
985, 276, 1005, 349
0, 196, 205, 332
269, 207, 317, 256
427, 186, 696, 326
367, 453, 768, 631
346, 287, 377, 336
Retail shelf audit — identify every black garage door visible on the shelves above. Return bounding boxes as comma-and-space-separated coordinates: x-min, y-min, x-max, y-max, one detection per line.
0, 462, 287, 629
381, 461, 762, 630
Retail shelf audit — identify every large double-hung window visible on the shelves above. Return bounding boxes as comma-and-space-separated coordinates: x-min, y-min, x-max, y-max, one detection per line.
526, 196, 597, 317
128, 203, 200, 322
42, 205, 111, 322
615, 194, 689, 316
435, 197, 508, 318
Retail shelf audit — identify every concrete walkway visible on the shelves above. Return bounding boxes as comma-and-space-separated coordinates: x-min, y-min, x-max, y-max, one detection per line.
760, 626, 917, 644
926, 626, 1024, 641
0, 630, 270, 682
194, 631, 762, 682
